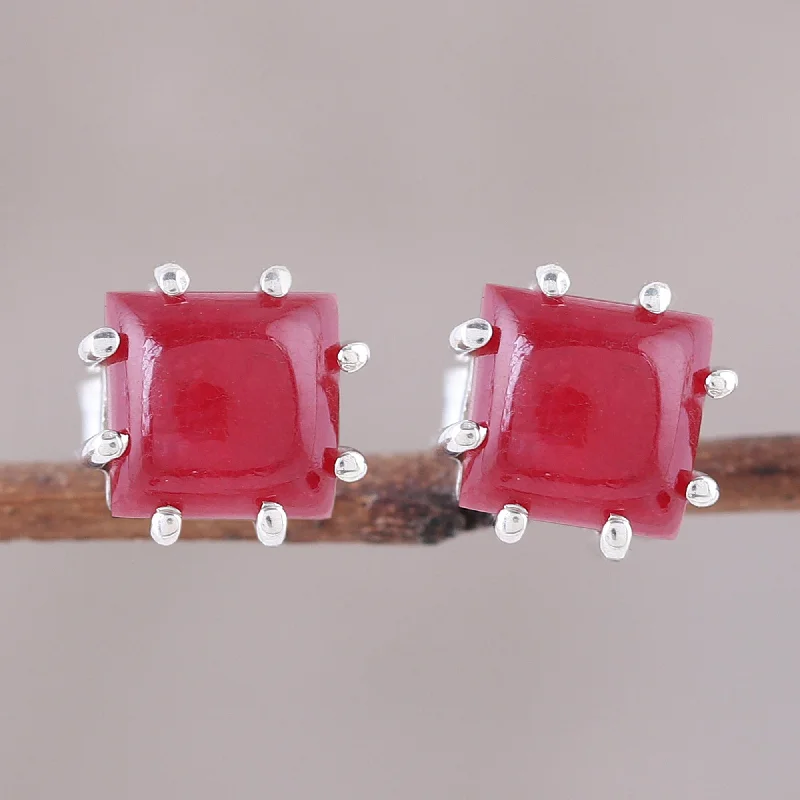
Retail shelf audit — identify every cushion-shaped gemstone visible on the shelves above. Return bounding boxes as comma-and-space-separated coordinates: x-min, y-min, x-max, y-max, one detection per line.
105, 292, 339, 520
458, 284, 713, 538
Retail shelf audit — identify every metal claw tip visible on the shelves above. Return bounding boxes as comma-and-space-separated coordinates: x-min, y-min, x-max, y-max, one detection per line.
78, 328, 121, 365
259, 265, 292, 298
494, 504, 528, 544
256, 502, 288, 546
686, 473, 719, 508
534, 264, 570, 297
151, 507, 182, 545
638, 282, 672, 314
599, 514, 632, 560
154, 263, 190, 296
449, 318, 493, 354
81, 430, 130, 468
338, 342, 370, 373
705, 369, 738, 399
334, 448, 368, 482
438, 420, 488, 456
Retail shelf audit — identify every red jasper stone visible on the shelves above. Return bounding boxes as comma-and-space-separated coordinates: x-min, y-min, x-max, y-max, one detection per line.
458, 284, 713, 538
105, 292, 340, 520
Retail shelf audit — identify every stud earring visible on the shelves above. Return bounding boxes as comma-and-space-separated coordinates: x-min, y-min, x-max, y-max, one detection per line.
439, 264, 737, 559
79, 263, 370, 546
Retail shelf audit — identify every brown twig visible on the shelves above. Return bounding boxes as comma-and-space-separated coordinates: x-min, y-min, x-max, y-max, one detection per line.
0, 436, 798, 544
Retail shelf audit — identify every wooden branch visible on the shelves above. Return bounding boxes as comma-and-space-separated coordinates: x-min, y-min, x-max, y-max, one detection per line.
0, 436, 798, 544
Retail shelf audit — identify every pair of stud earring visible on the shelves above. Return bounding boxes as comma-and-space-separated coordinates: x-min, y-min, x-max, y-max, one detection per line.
79, 262, 737, 558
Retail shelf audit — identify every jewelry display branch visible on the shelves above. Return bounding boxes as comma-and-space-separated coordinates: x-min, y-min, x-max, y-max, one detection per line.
0, 436, 798, 544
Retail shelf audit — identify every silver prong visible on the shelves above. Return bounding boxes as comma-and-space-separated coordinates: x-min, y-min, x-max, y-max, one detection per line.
259, 265, 292, 297
256, 502, 288, 546
449, 318, 493, 354
705, 369, 738, 399
338, 342, 370, 373
438, 420, 487, 456
638, 282, 672, 314
154, 263, 190, 296
494, 504, 528, 544
533, 264, 570, 297
686, 473, 720, 508
150, 507, 182, 546
599, 514, 632, 560
334, 448, 368, 483
81, 430, 130, 468
78, 328, 121, 366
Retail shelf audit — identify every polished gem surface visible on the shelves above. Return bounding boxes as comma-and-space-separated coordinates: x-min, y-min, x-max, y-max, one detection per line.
459, 284, 713, 538
105, 292, 340, 519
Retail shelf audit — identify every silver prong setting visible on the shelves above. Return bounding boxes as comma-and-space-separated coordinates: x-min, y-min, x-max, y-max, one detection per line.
81, 430, 130, 468
338, 342, 370, 373
256, 502, 288, 546
638, 282, 672, 314
533, 264, 570, 297
438, 420, 487, 456
449, 318, 493, 354
150, 507, 182, 546
705, 369, 738, 399
599, 514, 632, 560
334, 448, 368, 483
78, 328, 121, 365
686, 473, 720, 508
154, 263, 190, 296
259, 265, 292, 298
494, 504, 528, 544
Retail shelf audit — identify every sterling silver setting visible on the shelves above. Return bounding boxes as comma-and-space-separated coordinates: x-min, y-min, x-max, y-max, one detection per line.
705, 369, 738, 400
79, 262, 369, 545
533, 264, 570, 297
259, 265, 292, 298
438, 420, 487, 456
78, 328, 121, 366
338, 342, 371, 373
599, 515, 633, 561
494, 504, 528, 544
153, 263, 191, 296
440, 265, 736, 558
449, 318, 493, 354
81, 430, 129, 468
334, 448, 369, 483
151, 507, 183, 546
686, 473, 720, 508
255, 502, 288, 546
638, 281, 672, 314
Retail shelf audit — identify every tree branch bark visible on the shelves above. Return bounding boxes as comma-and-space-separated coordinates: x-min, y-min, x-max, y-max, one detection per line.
0, 436, 798, 544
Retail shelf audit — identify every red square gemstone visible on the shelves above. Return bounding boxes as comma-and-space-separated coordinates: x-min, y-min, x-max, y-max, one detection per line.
459, 284, 713, 538
105, 292, 340, 520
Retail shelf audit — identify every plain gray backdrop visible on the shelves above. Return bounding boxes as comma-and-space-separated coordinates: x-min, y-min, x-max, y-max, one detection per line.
1, 1, 799, 797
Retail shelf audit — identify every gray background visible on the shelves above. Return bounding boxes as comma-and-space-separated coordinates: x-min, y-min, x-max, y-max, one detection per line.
1, 0, 799, 797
